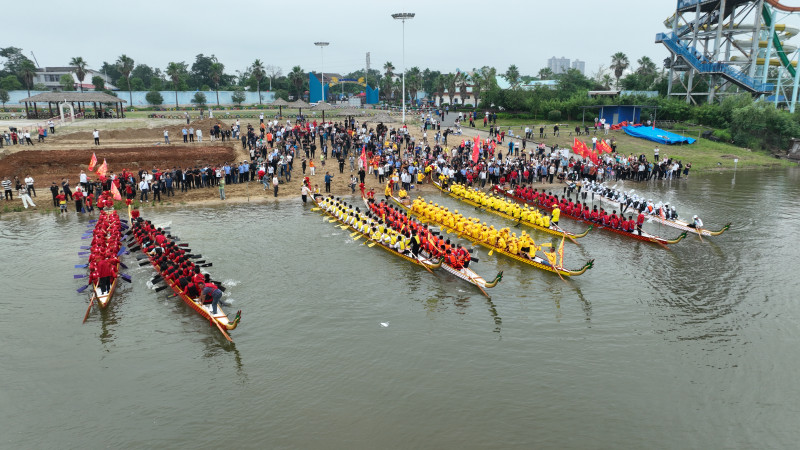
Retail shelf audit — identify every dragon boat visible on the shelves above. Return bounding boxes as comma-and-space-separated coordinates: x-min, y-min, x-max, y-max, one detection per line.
490, 186, 688, 247
391, 195, 594, 277
433, 181, 591, 241
91, 211, 123, 309
129, 211, 241, 342
363, 195, 503, 297
312, 195, 443, 272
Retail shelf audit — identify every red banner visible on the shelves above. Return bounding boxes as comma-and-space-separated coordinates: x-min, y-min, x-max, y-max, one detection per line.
110, 181, 122, 200
96, 158, 108, 178
88, 153, 97, 171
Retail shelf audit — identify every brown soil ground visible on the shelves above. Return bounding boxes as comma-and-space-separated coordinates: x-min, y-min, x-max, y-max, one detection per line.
62, 118, 237, 142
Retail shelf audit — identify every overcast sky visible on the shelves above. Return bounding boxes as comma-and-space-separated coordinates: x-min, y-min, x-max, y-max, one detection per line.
6, 0, 684, 79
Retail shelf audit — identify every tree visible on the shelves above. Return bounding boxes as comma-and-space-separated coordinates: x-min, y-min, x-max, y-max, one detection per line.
251, 59, 265, 104
231, 87, 246, 106
471, 66, 497, 107
191, 91, 207, 107
131, 64, 156, 89
0, 74, 22, 91
406, 66, 421, 106
0, 89, 9, 108
59, 74, 76, 91
383, 62, 395, 102
0, 47, 35, 88
209, 62, 224, 106
636, 56, 657, 76
287, 66, 305, 100
18, 60, 36, 97
538, 67, 554, 80
145, 90, 164, 106
166, 61, 188, 107
92, 75, 105, 91
190, 54, 219, 90
433, 74, 445, 106
130, 78, 146, 91
442, 73, 457, 105
116, 54, 135, 106
503, 65, 521, 89
601, 74, 613, 90
610, 52, 630, 89
69, 57, 88, 92
265, 64, 282, 91
457, 72, 470, 106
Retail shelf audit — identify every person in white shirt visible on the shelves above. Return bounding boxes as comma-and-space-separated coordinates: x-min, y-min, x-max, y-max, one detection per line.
92, 129, 100, 145
24, 175, 35, 197
48, 120, 55, 134
196, 128, 203, 142
163, 130, 170, 144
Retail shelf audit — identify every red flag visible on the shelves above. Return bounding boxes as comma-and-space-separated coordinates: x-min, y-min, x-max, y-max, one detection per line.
472, 143, 480, 163
96, 158, 108, 178
359, 145, 367, 170
597, 139, 613, 154
110, 181, 122, 201
88, 153, 97, 171
572, 138, 584, 157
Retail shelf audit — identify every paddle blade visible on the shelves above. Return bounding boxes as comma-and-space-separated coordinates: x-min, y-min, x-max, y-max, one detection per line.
117, 247, 126, 256
81, 235, 92, 240
151, 276, 163, 284
119, 262, 128, 270
76, 284, 90, 293
154, 285, 170, 293
488, 249, 494, 256
80, 246, 90, 250
74, 274, 87, 279
120, 274, 132, 282
78, 251, 90, 256
74, 264, 88, 269
139, 261, 151, 267
199, 263, 213, 268
178, 243, 189, 247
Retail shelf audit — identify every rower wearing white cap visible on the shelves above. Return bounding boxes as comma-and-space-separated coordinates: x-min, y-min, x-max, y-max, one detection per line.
688, 215, 704, 229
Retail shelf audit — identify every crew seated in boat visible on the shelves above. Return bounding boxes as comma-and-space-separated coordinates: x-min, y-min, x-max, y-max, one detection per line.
687, 215, 703, 229
183, 281, 200, 299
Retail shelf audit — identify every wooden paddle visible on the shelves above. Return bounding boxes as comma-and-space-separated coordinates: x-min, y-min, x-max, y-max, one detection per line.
82, 295, 96, 323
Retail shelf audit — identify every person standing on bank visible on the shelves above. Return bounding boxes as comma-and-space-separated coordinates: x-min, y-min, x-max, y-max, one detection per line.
24, 174, 35, 197
272, 174, 279, 197
18, 184, 35, 209
49, 182, 59, 206
324, 172, 333, 193
92, 129, 100, 145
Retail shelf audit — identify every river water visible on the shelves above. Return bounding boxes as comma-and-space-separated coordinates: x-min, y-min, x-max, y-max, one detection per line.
1, 168, 799, 449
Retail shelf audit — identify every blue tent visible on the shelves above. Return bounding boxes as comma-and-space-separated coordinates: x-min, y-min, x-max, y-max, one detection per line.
622, 126, 695, 145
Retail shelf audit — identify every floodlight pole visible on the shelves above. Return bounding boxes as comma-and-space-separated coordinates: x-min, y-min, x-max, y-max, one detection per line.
314, 42, 329, 104
392, 13, 415, 123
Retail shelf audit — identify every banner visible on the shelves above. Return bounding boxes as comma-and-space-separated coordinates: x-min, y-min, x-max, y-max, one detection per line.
88, 153, 97, 171
111, 181, 122, 201
96, 158, 108, 178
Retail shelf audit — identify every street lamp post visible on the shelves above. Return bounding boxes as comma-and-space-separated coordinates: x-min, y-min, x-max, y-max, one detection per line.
314, 42, 329, 104
392, 12, 415, 123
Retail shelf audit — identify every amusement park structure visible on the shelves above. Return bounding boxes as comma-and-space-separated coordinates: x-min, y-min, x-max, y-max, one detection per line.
658, 0, 800, 111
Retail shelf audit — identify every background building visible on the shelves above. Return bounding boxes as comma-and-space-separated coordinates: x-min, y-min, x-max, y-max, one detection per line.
548, 56, 571, 75
571, 59, 586, 75
33, 67, 116, 91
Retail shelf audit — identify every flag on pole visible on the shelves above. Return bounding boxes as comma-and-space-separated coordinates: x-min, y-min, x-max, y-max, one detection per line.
88, 153, 97, 171
557, 234, 565, 268
96, 158, 108, 178
597, 139, 613, 154
572, 138, 585, 157
359, 145, 367, 170
110, 181, 122, 201
472, 135, 481, 163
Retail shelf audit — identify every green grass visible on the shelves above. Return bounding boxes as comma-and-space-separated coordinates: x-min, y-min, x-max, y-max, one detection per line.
464, 119, 792, 172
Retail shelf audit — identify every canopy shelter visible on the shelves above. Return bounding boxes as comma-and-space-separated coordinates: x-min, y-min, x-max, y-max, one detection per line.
288, 99, 310, 118
311, 102, 334, 122
18, 92, 127, 120
270, 98, 289, 117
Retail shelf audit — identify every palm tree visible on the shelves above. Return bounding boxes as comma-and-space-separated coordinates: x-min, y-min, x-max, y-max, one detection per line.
433, 74, 446, 107
503, 64, 521, 89
18, 60, 37, 98
70, 57, 88, 92
251, 59, 266, 104
637, 56, 657, 76
287, 66, 305, 100
383, 62, 395, 103
209, 62, 224, 106
166, 61, 187, 107
116, 54, 135, 106
471, 66, 496, 107
442, 73, 457, 105
406, 67, 421, 107
610, 52, 630, 89
457, 72, 470, 106
538, 67, 554, 80
601, 74, 613, 90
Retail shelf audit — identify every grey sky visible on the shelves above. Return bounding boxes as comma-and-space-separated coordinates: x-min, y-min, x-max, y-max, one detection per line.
7, 0, 682, 79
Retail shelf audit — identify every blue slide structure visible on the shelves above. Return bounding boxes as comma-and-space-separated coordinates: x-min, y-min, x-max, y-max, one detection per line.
621, 126, 697, 145
656, 32, 775, 93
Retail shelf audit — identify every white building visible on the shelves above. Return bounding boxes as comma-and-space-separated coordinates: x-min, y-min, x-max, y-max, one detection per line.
33, 67, 116, 91
548, 56, 571, 75
571, 59, 586, 75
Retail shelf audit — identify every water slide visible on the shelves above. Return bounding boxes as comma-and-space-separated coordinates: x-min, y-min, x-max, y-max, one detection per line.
761, 5, 798, 77
766, 0, 800, 12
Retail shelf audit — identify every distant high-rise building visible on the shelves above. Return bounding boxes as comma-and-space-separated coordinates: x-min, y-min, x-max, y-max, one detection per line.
548, 56, 571, 75
571, 59, 586, 75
